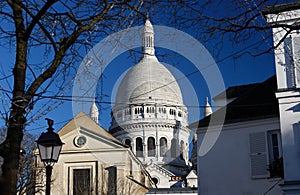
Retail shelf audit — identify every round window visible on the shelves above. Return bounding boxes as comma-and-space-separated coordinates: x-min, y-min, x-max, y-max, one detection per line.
74, 136, 87, 147
152, 177, 159, 185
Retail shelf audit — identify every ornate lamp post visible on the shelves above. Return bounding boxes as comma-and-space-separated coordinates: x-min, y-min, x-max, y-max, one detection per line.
36, 118, 63, 195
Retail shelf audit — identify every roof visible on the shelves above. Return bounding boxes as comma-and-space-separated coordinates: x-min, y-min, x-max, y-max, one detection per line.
262, 2, 300, 15
213, 83, 260, 101
58, 112, 123, 145
114, 19, 183, 106
189, 76, 279, 129
115, 55, 183, 105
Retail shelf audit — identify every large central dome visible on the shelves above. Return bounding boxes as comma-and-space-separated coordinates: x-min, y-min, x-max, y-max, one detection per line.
110, 20, 190, 188
115, 19, 183, 106
115, 55, 183, 105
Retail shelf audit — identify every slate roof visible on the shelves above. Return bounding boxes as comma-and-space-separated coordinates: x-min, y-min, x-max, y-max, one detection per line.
213, 83, 260, 101
189, 76, 279, 129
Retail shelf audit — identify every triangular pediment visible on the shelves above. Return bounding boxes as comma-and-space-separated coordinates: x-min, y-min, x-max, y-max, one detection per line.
58, 112, 126, 151
186, 169, 197, 179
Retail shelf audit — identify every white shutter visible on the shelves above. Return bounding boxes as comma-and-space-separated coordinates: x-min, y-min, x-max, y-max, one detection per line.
249, 132, 269, 178
292, 36, 300, 87
284, 37, 295, 88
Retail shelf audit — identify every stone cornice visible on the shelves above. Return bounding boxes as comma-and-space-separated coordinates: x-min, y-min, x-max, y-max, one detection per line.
110, 122, 190, 136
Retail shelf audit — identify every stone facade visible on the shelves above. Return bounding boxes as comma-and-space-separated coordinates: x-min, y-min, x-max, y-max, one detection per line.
35, 112, 154, 195
109, 19, 191, 188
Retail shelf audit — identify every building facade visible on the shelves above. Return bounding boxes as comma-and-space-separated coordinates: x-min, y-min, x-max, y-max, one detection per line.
263, 3, 300, 194
190, 3, 300, 195
35, 112, 155, 195
191, 76, 283, 195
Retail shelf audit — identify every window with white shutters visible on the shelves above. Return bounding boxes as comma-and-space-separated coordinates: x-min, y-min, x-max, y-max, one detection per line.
284, 35, 300, 88
249, 132, 269, 178
292, 36, 300, 87
284, 37, 295, 88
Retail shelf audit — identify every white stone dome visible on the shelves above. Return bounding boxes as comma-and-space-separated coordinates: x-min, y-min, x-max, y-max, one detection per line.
115, 55, 183, 105
110, 20, 190, 184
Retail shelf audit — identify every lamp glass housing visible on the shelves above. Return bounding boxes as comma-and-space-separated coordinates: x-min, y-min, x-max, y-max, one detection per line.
37, 130, 63, 164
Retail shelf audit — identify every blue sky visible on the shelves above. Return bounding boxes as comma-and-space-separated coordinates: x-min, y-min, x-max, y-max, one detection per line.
21, 33, 275, 134
0, 3, 278, 135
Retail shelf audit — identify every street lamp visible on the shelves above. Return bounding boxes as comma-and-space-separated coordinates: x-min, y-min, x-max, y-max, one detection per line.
36, 118, 63, 195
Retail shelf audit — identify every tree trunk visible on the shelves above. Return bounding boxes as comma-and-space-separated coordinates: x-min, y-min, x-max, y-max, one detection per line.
0, 1, 28, 193
0, 106, 25, 194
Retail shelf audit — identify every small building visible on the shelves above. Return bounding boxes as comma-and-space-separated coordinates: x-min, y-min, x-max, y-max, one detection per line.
35, 112, 155, 194
190, 2, 300, 194
190, 76, 283, 195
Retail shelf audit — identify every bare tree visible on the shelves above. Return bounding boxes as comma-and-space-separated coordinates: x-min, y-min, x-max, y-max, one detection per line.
0, 128, 43, 195
0, 0, 171, 194
169, 0, 300, 58
0, 0, 298, 194
17, 132, 39, 195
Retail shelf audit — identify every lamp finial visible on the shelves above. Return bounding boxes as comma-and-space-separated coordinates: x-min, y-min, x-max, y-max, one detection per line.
45, 118, 54, 132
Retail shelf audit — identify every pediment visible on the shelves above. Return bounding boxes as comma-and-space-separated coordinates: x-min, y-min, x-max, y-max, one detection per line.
186, 169, 197, 179
58, 112, 126, 151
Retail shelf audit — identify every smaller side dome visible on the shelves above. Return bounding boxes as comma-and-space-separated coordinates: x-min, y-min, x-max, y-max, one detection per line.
90, 99, 99, 123
203, 97, 213, 117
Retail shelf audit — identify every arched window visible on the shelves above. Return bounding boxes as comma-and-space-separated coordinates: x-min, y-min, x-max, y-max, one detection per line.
152, 177, 159, 185
171, 138, 177, 158
117, 112, 122, 118
136, 137, 143, 157
178, 111, 182, 117
147, 137, 156, 157
169, 109, 176, 115
125, 139, 131, 150
125, 108, 131, 115
160, 137, 167, 157
180, 140, 185, 159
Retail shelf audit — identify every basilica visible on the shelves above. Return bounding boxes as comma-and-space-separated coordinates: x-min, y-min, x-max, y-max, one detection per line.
34, 19, 197, 195
109, 19, 191, 188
